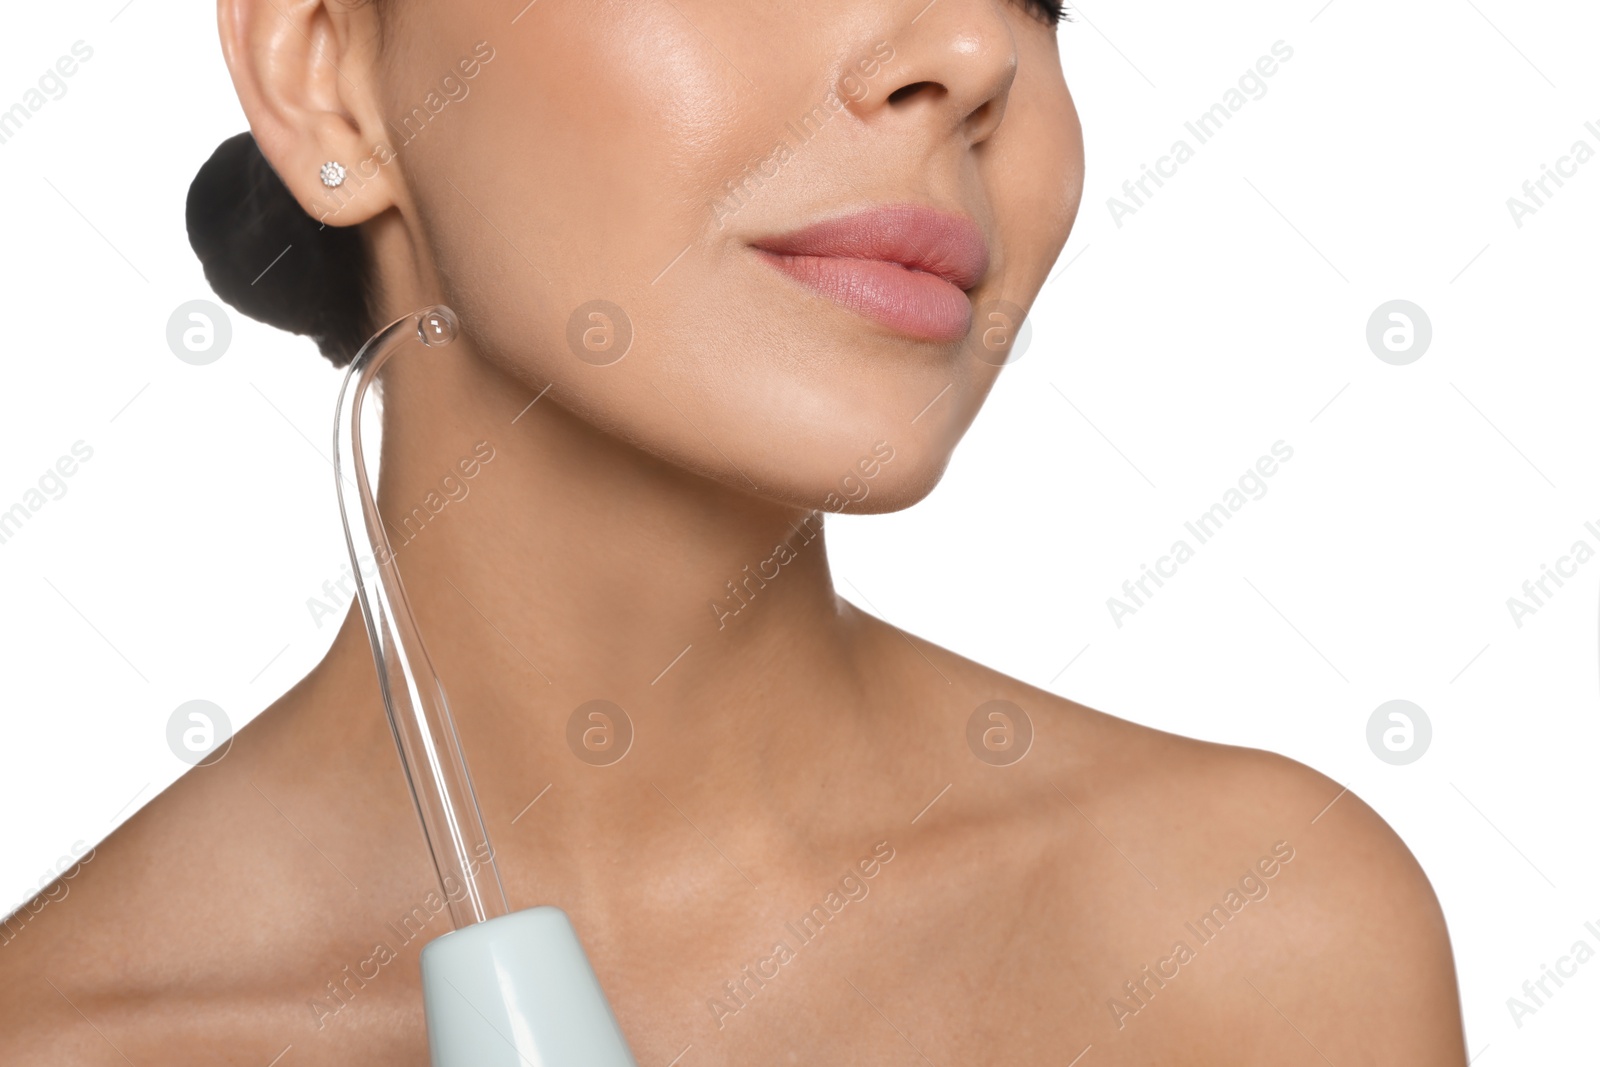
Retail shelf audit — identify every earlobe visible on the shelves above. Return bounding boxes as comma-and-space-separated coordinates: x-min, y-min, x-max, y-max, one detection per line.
216, 0, 397, 228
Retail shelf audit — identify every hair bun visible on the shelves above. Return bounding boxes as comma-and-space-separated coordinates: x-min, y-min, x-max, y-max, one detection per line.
186, 132, 371, 366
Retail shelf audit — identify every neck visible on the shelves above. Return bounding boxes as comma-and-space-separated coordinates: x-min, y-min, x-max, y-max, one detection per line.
315, 330, 902, 894
372, 345, 850, 696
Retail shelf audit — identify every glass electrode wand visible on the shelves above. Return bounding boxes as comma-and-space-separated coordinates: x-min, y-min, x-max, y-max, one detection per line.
333, 306, 638, 1067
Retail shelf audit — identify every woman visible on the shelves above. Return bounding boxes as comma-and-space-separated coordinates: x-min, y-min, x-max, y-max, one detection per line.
0, 0, 1467, 1061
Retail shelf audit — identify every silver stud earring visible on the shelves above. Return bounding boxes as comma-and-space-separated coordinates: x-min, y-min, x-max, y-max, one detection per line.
319, 161, 347, 188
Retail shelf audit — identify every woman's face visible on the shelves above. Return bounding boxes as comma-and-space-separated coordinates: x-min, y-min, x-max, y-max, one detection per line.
370, 0, 1082, 511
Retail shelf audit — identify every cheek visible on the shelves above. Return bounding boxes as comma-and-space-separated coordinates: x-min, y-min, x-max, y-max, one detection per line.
412, 1, 767, 370
990, 73, 1083, 297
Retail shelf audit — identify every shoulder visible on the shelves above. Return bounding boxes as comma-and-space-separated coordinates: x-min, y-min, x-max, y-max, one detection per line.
1033, 697, 1466, 1058
870, 614, 1466, 1058
0, 656, 424, 1063
1140, 739, 1466, 1059
0, 689, 289, 1058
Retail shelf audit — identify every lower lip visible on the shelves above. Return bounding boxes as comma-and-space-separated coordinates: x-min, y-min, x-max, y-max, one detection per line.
753, 251, 973, 343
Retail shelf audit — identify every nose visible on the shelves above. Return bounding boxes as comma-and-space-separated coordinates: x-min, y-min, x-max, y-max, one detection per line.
846, 0, 1019, 147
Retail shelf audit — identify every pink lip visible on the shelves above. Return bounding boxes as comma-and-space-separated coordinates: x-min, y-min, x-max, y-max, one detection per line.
751, 204, 991, 343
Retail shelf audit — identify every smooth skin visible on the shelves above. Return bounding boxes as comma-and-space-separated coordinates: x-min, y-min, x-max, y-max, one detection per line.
1, 0, 1468, 1062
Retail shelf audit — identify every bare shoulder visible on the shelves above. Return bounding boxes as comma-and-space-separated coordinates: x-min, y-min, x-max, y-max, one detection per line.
0, 683, 299, 1061
0, 659, 426, 1064
883, 619, 1467, 1061
1025, 691, 1466, 1059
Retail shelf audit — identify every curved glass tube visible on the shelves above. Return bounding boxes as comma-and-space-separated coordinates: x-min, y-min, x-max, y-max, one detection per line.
332, 305, 509, 929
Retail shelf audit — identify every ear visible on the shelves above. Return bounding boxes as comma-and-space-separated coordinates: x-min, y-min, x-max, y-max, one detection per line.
217, 0, 400, 227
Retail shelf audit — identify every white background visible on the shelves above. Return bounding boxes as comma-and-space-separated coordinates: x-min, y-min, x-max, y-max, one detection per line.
2, 0, 1597, 1061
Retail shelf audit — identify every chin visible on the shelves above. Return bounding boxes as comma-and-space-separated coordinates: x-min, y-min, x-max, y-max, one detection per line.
736, 430, 956, 517
827, 461, 951, 515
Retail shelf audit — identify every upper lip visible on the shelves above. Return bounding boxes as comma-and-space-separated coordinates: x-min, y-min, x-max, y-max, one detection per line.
750, 203, 990, 291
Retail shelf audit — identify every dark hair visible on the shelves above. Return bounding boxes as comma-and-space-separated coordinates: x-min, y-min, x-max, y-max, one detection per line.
185, 132, 374, 366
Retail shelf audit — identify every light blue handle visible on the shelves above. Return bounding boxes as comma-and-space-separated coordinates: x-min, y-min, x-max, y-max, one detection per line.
421, 906, 638, 1067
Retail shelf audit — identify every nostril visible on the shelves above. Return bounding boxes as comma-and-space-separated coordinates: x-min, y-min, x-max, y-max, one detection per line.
887, 80, 942, 104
